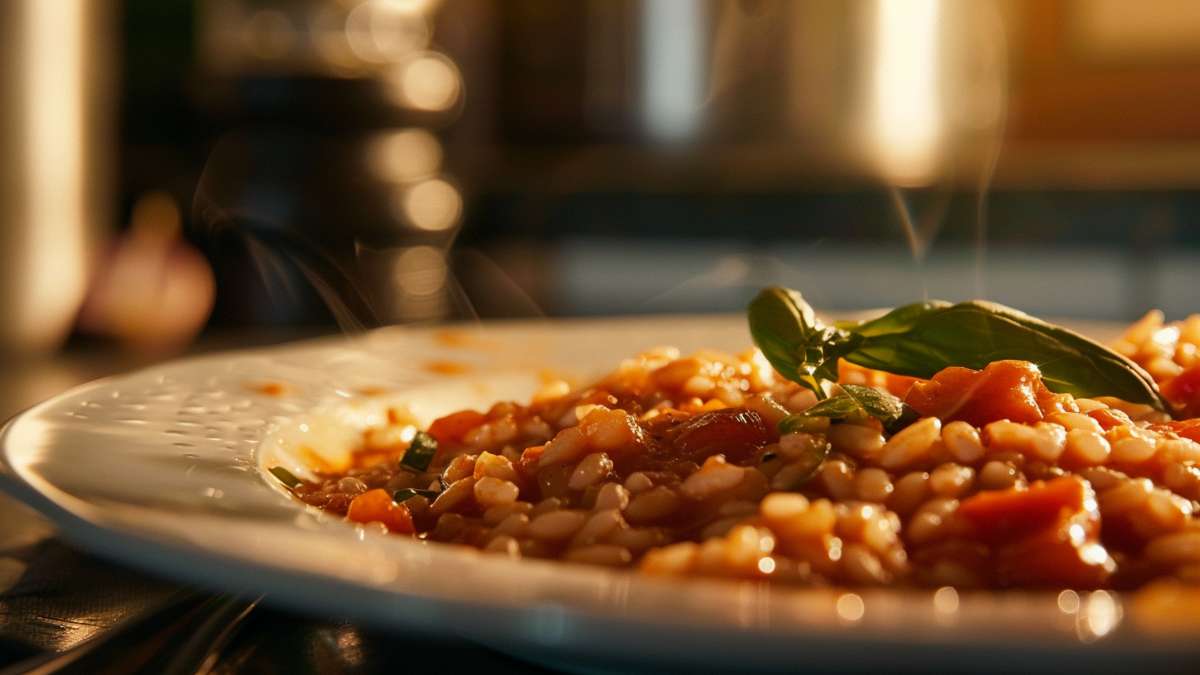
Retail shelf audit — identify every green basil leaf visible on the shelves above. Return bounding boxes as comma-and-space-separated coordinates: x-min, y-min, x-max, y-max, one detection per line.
812, 326, 861, 382
777, 414, 835, 434
850, 300, 952, 337
400, 430, 438, 472
747, 287, 821, 395
840, 384, 910, 428
748, 287, 861, 398
844, 301, 1168, 411
749, 285, 1169, 414
784, 395, 862, 423
779, 384, 914, 433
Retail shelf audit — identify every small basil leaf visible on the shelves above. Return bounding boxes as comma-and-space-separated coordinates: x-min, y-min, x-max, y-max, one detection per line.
782, 396, 859, 432
778, 414, 833, 435
778, 384, 913, 433
400, 430, 438, 472
840, 384, 909, 428
785, 395, 861, 423
748, 287, 861, 398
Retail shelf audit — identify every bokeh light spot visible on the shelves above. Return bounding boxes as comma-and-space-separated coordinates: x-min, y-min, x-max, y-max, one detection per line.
387, 52, 460, 110
369, 129, 442, 183
402, 178, 461, 231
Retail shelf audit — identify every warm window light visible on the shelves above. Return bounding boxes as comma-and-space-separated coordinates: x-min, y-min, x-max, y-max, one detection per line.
641, 0, 705, 143
864, 0, 943, 186
18, 0, 90, 350
341, 0, 439, 14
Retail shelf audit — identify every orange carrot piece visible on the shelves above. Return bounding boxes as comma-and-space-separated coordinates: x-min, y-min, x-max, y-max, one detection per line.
347, 489, 415, 534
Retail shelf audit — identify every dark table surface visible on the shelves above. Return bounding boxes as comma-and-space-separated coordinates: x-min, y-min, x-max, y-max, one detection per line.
0, 334, 555, 674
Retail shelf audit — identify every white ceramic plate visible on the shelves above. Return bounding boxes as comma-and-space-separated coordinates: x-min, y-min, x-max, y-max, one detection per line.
2, 315, 1197, 673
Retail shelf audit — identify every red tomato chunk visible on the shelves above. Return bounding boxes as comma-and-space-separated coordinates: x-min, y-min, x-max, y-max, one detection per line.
1156, 418, 1200, 443
1162, 364, 1200, 418
959, 476, 1112, 588
427, 410, 488, 445
905, 360, 1077, 427
665, 408, 774, 465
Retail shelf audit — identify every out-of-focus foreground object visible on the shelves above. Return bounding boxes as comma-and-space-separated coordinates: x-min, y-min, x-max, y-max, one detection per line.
0, 1, 115, 352
77, 191, 216, 353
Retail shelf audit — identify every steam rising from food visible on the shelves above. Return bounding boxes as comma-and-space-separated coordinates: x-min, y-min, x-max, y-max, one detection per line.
870, 0, 1009, 298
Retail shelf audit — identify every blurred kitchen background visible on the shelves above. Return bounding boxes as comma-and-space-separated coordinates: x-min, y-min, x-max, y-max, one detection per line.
5, 0, 1200, 360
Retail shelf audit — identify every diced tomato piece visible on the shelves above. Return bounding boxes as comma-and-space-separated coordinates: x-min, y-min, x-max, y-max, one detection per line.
993, 510, 1113, 588
837, 359, 922, 397
1088, 407, 1134, 431
960, 477, 1112, 588
346, 489, 415, 534
666, 408, 774, 465
1162, 365, 1200, 418
904, 360, 1077, 427
518, 444, 546, 476
960, 476, 1091, 544
1155, 418, 1200, 443
426, 410, 487, 445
